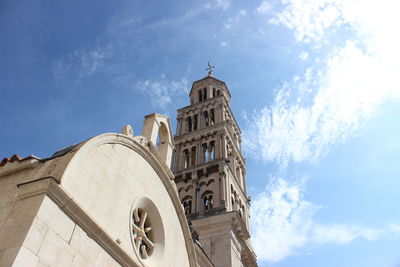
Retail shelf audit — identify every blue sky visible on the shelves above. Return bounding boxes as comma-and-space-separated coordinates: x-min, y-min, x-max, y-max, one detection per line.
1, 0, 400, 266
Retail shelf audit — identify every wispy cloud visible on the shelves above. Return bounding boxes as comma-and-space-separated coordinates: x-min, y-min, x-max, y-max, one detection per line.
133, 74, 189, 110
245, 0, 400, 166
257, 1, 274, 15
53, 44, 114, 84
251, 177, 400, 262
244, 40, 400, 166
269, 0, 343, 44
205, 0, 231, 10
224, 9, 247, 29
247, 0, 400, 262
299, 51, 309, 61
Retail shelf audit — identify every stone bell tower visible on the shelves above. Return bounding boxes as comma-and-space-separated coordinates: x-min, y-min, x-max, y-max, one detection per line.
173, 65, 257, 267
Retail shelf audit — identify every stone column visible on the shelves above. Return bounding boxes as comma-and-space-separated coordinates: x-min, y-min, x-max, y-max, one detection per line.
194, 175, 201, 213
179, 117, 184, 135
219, 104, 223, 123
242, 168, 247, 193
219, 172, 227, 208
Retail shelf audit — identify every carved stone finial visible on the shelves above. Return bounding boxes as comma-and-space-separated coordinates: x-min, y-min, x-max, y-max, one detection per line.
121, 125, 134, 137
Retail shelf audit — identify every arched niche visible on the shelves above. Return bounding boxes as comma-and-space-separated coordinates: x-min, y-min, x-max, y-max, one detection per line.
141, 113, 175, 168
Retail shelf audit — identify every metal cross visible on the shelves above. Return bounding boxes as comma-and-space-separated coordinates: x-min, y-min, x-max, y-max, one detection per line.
206, 62, 215, 76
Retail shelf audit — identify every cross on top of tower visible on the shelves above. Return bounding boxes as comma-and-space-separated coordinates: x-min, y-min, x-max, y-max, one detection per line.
206, 62, 215, 77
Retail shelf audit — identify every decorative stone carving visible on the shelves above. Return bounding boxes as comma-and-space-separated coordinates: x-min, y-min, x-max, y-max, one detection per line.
131, 207, 154, 259
121, 125, 134, 137
130, 197, 165, 264
133, 136, 149, 147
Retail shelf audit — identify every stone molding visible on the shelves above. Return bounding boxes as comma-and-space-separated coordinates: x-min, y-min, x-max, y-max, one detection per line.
0, 157, 41, 177
17, 176, 140, 267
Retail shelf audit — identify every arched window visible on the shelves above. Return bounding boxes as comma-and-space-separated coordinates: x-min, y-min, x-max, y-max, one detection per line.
193, 114, 198, 130
191, 146, 196, 166
202, 144, 208, 162
202, 191, 213, 211
204, 111, 209, 126
187, 117, 192, 132
198, 90, 202, 102
210, 109, 215, 125
183, 149, 190, 168
203, 88, 207, 100
213, 88, 216, 97
209, 141, 215, 160
182, 196, 192, 215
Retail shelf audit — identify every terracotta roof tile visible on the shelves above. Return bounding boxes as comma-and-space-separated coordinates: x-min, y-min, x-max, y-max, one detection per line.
0, 154, 23, 167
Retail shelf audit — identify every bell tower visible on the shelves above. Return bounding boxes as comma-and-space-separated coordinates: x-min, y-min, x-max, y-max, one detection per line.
173, 65, 257, 266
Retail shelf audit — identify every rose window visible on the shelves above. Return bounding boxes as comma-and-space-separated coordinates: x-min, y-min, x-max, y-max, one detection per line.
131, 208, 154, 259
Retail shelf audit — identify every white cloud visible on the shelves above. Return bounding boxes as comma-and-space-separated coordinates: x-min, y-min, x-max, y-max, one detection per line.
299, 51, 309, 61
269, 0, 343, 44
205, 0, 231, 10
247, 0, 400, 263
269, 0, 400, 48
244, 0, 400, 165
251, 177, 400, 262
53, 44, 114, 83
134, 75, 189, 110
224, 9, 247, 29
257, 1, 274, 15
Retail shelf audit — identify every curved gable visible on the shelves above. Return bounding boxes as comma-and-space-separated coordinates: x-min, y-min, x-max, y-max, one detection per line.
59, 133, 196, 267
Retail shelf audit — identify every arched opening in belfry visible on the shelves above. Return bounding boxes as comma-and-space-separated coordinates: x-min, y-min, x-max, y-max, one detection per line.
213, 88, 216, 97
187, 117, 192, 132
183, 149, 190, 168
193, 114, 198, 130
203, 88, 207, 100
202, 191, 214, 211
182, 196, 193, 215
191, 146, 196, 166
209, 141, 215, 160
198, 90, 202, 102
202, 144, 208, 162
204, 111, 209, 126
210, 109, 215, 125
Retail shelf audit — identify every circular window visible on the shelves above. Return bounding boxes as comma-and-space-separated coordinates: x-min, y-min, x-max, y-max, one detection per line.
132, 207, 154, 258
130, 197, 164, 263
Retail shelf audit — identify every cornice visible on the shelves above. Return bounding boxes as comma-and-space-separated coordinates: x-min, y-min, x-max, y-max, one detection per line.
177, 95, 225, 113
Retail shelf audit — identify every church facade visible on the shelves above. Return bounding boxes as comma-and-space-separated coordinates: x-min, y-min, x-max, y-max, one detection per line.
0, 73, 257, 267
